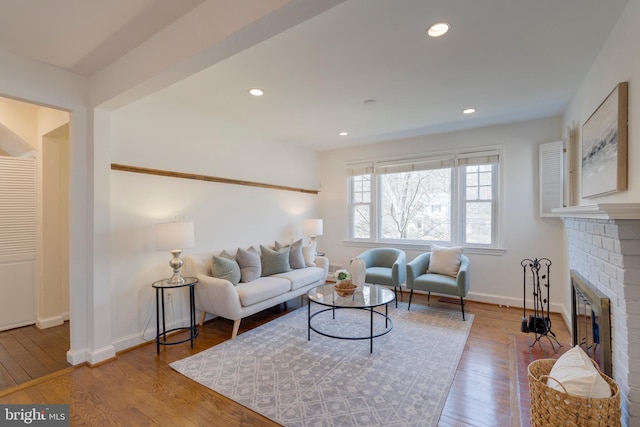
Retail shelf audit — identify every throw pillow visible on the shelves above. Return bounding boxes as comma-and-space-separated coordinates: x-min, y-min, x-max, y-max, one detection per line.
428, 245, 463, 277
236, 246, 261, 282
547, 346, 612, 398
275, 239, 306, 269
211, 250, 241, 285
302, 242, 317, 267
260, 245, 291, 276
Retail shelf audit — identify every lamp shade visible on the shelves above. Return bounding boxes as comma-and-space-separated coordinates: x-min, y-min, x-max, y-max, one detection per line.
155, 221, 195, 250
303, 219, 323, 237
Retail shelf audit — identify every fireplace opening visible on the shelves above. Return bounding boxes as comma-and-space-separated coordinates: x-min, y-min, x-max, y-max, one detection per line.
571, 270, 612, 376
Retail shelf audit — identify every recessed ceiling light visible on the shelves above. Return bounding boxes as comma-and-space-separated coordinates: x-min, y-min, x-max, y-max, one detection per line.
338, 132, 349, 136
462, 108, 476, 114
248, 88, 264, 96
427, 22, 451, 38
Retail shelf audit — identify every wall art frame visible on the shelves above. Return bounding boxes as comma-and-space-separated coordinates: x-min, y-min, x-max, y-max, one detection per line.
581, 81, 628, 198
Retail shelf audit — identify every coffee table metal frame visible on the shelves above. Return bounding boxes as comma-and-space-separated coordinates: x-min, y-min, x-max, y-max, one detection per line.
307, 283, 395, 353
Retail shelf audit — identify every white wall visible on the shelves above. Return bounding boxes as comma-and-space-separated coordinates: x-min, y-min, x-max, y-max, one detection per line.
563, 0, 639, 204
318, 116, 569, 315
109, 97, 321, 350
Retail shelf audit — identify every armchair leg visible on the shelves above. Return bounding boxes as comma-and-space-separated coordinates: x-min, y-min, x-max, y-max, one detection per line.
199, 311, 206, 327
427, 292, 431, 305
408, 289, 414, 311
461, 297, 466, 321
393, 286, 398, 307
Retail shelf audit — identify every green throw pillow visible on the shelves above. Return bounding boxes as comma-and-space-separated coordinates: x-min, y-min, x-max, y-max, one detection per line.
260, 245, 291, 276
275, 239, 305, 269
211, 250, 241, 285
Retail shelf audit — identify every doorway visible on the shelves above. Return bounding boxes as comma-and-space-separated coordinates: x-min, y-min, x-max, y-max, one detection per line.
0, 96, 70, 390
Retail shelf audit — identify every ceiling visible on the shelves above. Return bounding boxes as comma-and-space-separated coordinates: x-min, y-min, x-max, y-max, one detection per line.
0, 0, 629, 151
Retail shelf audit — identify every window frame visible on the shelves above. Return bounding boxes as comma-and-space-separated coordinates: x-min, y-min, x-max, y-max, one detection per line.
345, 147, 503, 252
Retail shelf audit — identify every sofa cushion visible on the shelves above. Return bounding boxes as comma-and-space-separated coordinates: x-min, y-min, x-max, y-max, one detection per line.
236, 276, 291, 306
236, 246, 261, 282
272, 266, 325, 291
211, 250, 241, 285
428, 245, 463, 277
302, 242, 317, 267
260, 245, 291, 276
275, 239, 306, 269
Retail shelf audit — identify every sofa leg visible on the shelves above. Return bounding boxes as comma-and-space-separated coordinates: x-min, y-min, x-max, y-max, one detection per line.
427, 292, 431, 305
231, 319, 241, 339
408, 289, 414, 311
461, 297, 466, 321
199, 311, 206, 327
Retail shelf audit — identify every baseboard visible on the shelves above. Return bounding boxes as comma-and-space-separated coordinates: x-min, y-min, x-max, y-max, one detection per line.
36, 314, 65, 329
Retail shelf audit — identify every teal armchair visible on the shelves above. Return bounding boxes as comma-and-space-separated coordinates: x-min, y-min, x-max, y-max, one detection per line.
406, 253, 470, 320
354, 248, 406, 307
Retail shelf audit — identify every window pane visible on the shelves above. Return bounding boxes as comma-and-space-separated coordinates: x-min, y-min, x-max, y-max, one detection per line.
353, 205, 370, 238
466, 173, 478, 186
479, 186, 492, 199
351, 175, 371, 204
380, 169, 451, 241
466, 202, 492, 244
479, 171, 492, 185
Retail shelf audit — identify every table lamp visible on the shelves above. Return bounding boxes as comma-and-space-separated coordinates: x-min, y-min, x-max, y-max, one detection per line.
303, 218, 323, 244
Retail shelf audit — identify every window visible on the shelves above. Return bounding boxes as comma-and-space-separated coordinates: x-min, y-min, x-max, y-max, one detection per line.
347, 163, 373, 239
347, 150, 500, 247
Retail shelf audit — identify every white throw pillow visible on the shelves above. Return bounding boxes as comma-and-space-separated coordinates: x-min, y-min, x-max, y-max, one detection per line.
547, 346, 612, 398
302, 242, 317, 267
428, 245, 463, 277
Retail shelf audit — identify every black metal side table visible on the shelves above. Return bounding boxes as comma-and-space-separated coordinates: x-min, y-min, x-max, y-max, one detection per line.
152, 277, 199, 354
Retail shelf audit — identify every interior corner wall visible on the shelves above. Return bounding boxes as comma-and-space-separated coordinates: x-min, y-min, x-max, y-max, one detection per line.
318, 116, 570, 317
108, 96, 321, 350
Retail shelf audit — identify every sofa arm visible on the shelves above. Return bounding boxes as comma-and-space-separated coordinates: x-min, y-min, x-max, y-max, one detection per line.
193, 273, 243, 321
314, 255, 329, 280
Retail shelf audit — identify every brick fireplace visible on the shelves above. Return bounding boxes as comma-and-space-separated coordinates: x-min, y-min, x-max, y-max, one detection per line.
555, 203, 640, 426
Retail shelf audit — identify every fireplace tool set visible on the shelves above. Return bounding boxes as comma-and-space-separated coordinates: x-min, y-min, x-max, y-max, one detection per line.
521, 257, 561, 351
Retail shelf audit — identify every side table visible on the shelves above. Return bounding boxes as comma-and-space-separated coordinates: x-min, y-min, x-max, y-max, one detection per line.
152, 277, 199, 354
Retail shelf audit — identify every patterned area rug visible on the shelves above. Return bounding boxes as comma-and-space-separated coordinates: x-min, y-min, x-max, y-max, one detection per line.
171, 302, 473, 426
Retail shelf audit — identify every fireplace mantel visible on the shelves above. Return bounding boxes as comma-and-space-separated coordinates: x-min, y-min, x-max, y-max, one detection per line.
552, 203, 640, 219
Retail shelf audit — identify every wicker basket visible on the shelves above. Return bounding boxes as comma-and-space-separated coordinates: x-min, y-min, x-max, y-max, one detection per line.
528, 358, 621, 427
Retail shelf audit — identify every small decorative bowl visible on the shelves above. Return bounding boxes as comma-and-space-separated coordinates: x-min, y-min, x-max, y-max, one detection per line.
335, 280, 357, 297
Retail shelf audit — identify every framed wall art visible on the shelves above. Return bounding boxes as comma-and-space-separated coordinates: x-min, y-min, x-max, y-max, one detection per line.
581, 81, 628, 198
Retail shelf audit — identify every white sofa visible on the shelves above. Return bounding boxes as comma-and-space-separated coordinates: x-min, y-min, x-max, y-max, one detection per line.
185, 250, 328, 339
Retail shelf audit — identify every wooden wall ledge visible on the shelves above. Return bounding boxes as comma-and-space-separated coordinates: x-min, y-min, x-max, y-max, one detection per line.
111, 164, 320, 195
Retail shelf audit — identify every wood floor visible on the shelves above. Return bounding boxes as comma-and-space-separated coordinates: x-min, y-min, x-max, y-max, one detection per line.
0, 322, 71, 391
0, 295, 570, 426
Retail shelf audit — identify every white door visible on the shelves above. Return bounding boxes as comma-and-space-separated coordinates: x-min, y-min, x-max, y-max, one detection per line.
0, 156, 37, 331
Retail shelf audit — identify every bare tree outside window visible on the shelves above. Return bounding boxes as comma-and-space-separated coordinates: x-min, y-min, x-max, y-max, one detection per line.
380, 168, 452, 240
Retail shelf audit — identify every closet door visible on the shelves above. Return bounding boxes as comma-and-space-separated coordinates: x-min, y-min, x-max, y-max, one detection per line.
0, 157, 36, 331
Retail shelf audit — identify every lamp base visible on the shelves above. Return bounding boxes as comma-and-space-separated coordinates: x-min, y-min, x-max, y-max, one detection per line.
168, 249, 185, 284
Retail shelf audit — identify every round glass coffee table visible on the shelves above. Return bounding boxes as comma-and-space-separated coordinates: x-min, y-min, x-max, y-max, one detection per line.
307, 283, 395, 353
